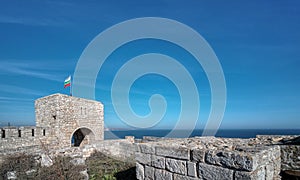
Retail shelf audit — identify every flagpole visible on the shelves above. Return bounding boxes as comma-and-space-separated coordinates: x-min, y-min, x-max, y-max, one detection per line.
70, 76, 72, 96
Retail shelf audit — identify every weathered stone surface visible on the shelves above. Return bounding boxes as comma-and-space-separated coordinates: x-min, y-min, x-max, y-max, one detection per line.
145, 165, 155, 180
93, 139, 136, 161
6, 171, 17, 180
136, 152, 151, 165
136, 162, 144, 180
134, 143, 141, 152
134, 135, 300, 180
25, 169, 37, 176
247, 146, 274, 167
173, 173, 201, 180
234, 166, 265, 180
281, 145, 300, 171
80, 169, 89, 180
265, 146, 281, 179
187, 162, 197, 177
41, 154, 53, 167
273, 157, 281, 176
156, 146, 190, 160
198, 163, 233, 180
154, 168, 173, 180
166, 158, 187, 175
191, 149, 205, 162
125, 136, 135, 143
269, 145, 281, 160
205, 150, 254, 171
140, 144, 155, 154
265, 164, 274, 180
256, 135, 299, 145
70, 157, 85, 165
151, 155, 165, 169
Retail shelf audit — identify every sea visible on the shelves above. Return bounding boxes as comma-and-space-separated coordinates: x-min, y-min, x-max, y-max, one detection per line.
104, 129, 300, 140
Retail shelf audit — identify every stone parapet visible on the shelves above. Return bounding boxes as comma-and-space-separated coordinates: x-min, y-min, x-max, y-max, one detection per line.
256, 135, 300, 173
135, 137, 282, 180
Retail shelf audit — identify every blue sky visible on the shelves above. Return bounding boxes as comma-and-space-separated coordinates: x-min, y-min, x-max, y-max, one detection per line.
0, 0, 299, 129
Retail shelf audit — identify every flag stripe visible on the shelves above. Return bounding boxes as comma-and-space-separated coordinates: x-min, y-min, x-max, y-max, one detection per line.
64, 80, 70, 85
64, 83, 70, 88
64, 76, 71, 88
64, 76, 71, 82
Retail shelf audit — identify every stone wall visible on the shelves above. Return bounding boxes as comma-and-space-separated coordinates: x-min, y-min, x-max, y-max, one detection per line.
256, 135, 300, 172
281, 145, 300, 171
0, 126, 47, 155
135, 137, 281, 180
93, 137, 137, 161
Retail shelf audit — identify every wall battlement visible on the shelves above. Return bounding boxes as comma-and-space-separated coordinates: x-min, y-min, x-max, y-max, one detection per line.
0, 126, 48, 152
0, 126, 48, 139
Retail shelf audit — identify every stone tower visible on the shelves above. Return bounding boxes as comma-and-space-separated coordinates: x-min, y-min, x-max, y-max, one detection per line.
35, 93, 104, 148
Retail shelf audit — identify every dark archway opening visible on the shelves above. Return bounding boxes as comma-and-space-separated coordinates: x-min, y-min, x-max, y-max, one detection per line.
71, 128, 95, 147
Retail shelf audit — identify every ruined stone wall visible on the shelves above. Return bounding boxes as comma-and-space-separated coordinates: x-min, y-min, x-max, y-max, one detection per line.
93, 137, 137, 161
135, 137, 281, 180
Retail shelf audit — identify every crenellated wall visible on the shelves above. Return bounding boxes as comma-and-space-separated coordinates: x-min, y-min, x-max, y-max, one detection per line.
0, 126, 47, 138
0, 126, 48, 151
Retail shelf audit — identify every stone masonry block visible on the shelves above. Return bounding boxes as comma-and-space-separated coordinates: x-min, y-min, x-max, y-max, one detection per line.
255, 148, 270, 167
154, 168, 173, 180
187, 161, 197, 177
166, 158, 187, 175
151, 155, 165, 169
156, 146, 190, 160
136, 152, 151, 165
136, 162, 144, 180
266, 158, 281, 180
134, 143, 141, 152
273, 157, 281, 177
268, 145, 280, 161
235, 166, 265, 180
198, 163, 233, 180
173, 173, 200, 180
140, 144, 156, 154
281, 145, 300, 171
145, 165, 155, 180
205, 150, 254, 171
191, 149, 205, 162
265, 164, 274, 180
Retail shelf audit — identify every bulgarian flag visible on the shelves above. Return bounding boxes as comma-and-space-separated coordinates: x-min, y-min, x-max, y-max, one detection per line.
64, 76, 71, 88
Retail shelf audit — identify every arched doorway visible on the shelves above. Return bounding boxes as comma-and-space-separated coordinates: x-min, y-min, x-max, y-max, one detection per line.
71, 127, 95, 147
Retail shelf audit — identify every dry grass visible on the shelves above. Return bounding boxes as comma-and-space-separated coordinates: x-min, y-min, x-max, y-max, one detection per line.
0, 154, 86, 180
86, 151, 136, 180
0, 152, 136, 180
